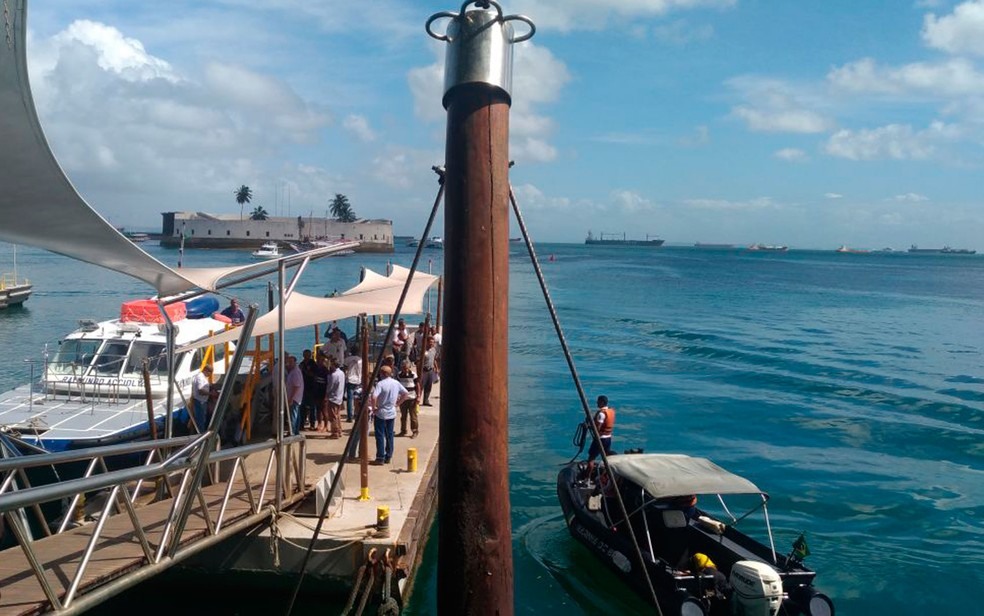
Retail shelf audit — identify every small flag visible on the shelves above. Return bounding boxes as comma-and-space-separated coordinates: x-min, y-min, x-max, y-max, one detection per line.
792, 532, 810, 559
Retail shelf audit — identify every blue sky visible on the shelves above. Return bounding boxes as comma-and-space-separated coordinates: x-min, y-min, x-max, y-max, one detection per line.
23, 0, 984, 249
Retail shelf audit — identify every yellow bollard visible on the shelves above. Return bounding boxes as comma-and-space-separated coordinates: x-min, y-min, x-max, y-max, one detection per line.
407, 447, 418, 473
358, 486, 370, 501
376, 505, 390, 537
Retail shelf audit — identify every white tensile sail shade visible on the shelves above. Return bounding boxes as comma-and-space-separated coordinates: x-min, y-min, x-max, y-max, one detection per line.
177, 265, 439, 352
0, 1, 197, 296
0, 2, 359, 296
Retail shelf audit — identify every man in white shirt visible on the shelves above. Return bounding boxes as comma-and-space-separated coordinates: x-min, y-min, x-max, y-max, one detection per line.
191, 365, 213, 432
325, 329, 346, 367
370, 365, 408, 464
285, 355, 304, 435
325, 356, 346, 438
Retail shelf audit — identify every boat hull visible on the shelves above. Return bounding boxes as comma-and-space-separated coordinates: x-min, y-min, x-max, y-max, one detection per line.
557, 462, 827, 615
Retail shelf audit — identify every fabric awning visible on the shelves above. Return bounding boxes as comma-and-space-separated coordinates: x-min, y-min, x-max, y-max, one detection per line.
177, 265, 439, 352
606, 454, 762, 499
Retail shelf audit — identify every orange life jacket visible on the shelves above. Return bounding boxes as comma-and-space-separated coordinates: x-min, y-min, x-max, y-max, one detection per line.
596, 406, 615, 437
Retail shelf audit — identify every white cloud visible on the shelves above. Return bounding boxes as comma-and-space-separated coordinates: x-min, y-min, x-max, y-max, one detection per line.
825, 192, 844, 199
45, 20, 179, 83
611, 189, 657, 213
825, 122, 961, 160
893, 192, 930, 201
775, 148, 808, 161
343, 114, 376, 142
370, 146, 441, 190
923, 0, 984, 56
512, 183, 572, 210
828, 57, 984, 97
683, 197, 777, 211
732, 106, 832, 133
728, 77, 834, 134
510, 0, 736, 32
26, 19, 334, 223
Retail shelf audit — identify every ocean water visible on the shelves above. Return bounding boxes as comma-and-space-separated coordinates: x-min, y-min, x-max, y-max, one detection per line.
2, 242, 983, 614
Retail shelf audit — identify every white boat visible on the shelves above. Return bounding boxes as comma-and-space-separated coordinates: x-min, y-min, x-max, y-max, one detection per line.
426, 236, 444, 249
251, 242, 281, 259
0, 296, 260, 452
0, 244, 32, 309
407, 238, 421, 247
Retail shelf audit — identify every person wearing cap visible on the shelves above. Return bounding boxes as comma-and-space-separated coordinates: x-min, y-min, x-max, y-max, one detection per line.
220, 298, 245, 325
370, 364, 408, 464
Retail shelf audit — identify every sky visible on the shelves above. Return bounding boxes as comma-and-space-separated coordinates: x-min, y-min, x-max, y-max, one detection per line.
20, 0, 984, 249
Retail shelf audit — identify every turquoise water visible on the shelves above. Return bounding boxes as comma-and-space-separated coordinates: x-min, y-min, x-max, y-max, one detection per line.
2, 242, 983, 614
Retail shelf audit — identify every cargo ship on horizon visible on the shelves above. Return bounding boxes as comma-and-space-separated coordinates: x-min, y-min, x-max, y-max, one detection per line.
908, 245, 977, 255
585, 231, 664, 246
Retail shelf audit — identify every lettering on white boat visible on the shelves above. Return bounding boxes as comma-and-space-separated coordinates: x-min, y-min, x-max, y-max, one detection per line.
58, 376, 141, 387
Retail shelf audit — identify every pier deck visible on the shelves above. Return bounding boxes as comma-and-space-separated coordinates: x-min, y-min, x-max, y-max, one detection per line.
0, 387, 441, 613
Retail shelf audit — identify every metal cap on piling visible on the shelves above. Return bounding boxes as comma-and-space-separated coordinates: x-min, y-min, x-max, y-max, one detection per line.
426, 0, 535, 109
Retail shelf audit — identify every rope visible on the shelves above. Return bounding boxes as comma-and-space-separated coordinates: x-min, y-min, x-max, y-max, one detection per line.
509, 184, 665, 615
284, 167, 446, 616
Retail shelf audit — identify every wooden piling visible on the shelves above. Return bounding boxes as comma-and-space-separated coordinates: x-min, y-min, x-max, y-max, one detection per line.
438, 85, 513, 614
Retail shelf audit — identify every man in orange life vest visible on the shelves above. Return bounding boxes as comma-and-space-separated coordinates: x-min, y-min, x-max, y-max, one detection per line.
586, 395, 615, 475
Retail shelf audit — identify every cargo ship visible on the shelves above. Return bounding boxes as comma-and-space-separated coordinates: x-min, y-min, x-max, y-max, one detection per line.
907, 245, 976, 255
585, 231, 664, 246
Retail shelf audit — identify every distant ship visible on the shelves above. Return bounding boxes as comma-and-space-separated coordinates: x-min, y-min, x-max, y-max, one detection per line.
747, 243, 788, 252
835, 245, 870, 254
907, 245, 977, 255
585, 231, 664, 246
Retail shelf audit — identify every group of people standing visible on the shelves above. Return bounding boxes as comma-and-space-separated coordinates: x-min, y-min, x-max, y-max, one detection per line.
281, 320, 442, 466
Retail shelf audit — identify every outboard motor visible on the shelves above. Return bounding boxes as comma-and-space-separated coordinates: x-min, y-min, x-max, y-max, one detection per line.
729, 560, 782, 616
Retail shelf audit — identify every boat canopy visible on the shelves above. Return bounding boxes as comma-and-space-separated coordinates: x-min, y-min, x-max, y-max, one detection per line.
177, 265, 439, 352
606, 454, 762, 499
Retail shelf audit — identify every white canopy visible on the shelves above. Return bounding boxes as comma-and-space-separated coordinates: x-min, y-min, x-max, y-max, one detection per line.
0, 3, 357, 296
607, 454, 762, 499
177, 264, 439, 352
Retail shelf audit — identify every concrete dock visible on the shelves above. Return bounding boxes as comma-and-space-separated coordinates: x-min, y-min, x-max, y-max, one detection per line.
185, 384, 442, 606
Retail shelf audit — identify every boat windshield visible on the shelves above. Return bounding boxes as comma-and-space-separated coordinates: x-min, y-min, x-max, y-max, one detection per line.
49, 339, 103, 375
123, 342, 168, 375
91, 341, 132, 376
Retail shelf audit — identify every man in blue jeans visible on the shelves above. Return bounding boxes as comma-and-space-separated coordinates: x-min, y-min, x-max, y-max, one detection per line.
370, 365, 408, 464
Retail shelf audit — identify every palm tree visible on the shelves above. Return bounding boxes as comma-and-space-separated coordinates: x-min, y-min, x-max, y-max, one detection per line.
235, 185, 252, 220
329, 193, 357, 222
249, 205, 269, 220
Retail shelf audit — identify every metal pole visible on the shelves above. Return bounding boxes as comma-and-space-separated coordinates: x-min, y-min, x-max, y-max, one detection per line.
427, 3, 534, 612
435, 276, 443, 335
276, 262, 286, 510
359, 320, 370, 497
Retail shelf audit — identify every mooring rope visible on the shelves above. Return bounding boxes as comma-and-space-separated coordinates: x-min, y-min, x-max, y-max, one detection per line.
509, 183, 665, 615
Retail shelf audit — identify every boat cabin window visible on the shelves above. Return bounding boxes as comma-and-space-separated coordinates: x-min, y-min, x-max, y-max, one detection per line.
124, 342, 168, 375
49, 339, 102, 375
92, 341, 131, 376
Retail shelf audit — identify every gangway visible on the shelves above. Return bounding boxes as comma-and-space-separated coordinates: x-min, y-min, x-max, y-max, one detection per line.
0, 433, 307, 615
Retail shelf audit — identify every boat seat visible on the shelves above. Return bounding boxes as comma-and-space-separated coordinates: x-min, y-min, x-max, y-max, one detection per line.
662, 509, 687, 529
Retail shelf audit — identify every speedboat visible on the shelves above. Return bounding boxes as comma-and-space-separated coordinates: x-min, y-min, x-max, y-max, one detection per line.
251, 242, 281, 259
0, 295, 259, 452
407, 238, 421, 247
426, 236, 444, 249
558, 452, 834, 615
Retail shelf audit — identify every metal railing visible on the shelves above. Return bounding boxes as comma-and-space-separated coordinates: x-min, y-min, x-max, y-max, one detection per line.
0, 432, 307, 613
